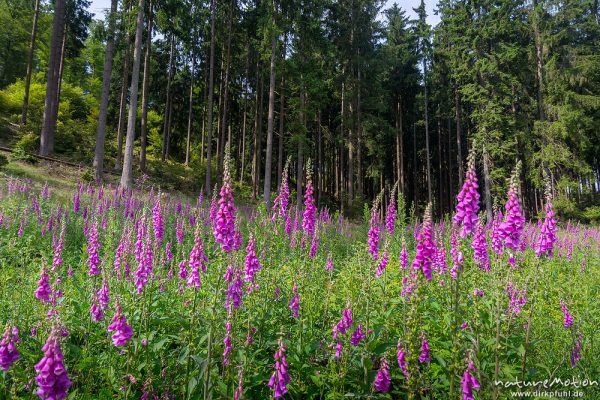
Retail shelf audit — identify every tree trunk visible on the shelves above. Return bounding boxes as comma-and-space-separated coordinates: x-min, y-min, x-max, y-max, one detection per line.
115, 5, 132, 170
276, 34, 286, 190
56, 24, 66, 103
185, 48, 195, 166
252, 73, 264, 200
93, 0, 118, 181
423, 60, 432, 205
161, 33, 175, 161
240, 46, 249, 185
39, 0, 66, 156
263, 12, 277, 207
317, 109, 322, 204
204, 0, 216, 194
21, 0, 41, 125
218, 1, 233, 177
296, 90, 305, 208
120, 0, 145, 190
437, 112, 443, 215
139, 0, 153, 172
533, 0, 545, 121
454, 86, 463, 186
396, 101, 404, 194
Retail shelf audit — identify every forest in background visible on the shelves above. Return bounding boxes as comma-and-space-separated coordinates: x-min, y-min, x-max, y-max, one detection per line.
0, 0, 599, 220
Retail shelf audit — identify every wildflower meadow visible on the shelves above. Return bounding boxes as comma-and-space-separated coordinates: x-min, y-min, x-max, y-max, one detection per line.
1, 152, 599, 399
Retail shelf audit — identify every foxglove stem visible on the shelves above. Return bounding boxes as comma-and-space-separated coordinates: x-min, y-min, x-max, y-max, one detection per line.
521, 261, 541, 380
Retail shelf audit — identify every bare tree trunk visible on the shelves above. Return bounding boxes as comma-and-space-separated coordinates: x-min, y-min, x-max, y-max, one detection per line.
56, 24, 66, 103
252, 73, 264, 200
296, 90, 305, 208
396, 101, 404, 194
437, 110, 443, 215
93, 0, 118, 181
533, 0, 545, 121
204, 0, 216, 194
120, 0, 145, 190
356, 55, 363, 200
39, 0, 66, 156
455, 86, 463, 186
263, 8, 277, 207
423, 60, 432, 205
185, 47, 195, 166
317, 109, 322, 203
21, 0, 41, 125
240, 47, 249, 185
277, 34, 286, 189
447, 117, 454, 209
115, 5, 132, 170
139, 0, 153, 172
161, 33, 175, 161
413, 123, 418, 208
276, 75, 285, 189
218, 1, 233, 177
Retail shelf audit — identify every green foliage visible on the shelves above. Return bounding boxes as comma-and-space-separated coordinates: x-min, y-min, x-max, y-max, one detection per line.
12, 132, 38, 163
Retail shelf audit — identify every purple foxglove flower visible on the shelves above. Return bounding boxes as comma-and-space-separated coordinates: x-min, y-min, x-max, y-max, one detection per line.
505, 281, 527, 315
289, 285, 300, 318
165, 241, 173, 263
400, 242, 409, 270
373, 357, 391, 393
223, 322, 232, 366
461, 361, 480, 400
471, 221, 490, 272
498, 167, 525, 251
491, 211, 504, 256
152, 197, 164, 244
135, 232, 154, 295
335, 341, 342, 360
187, 226, 208, 289
367, 205, 380, 261
0, 326, 21, 371
571, 335, 582, 368
302, 162, 317, 248
213, 148, 237, 252
385, 188, 397, 234
244, 236, 262, 285
419, 335, 430, 363
91, 302, 104, 322
226, 269, 244, 310
474, 288, 484, 297
107, 305, 133, 347
52, 220, 66, 272
35, 267, 52, 303
326, 257, 334, 272
98, 280, 110, 311
41, 182, 50, 200
561, 300, 573, 329
268, 338, 291, 399
453, 153, 480, 238
412, 205, 435, 281
397, 340, 408, 378
309, 229, 319, 258
272, 159, 291, 221
350, 324, 365, 346
536, 201, 557, 258
35, 329, 71, 400
375, 249, 389, 278
87, 219, 100, 276
176, 219, 184, 245
332, 307, 352, 339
